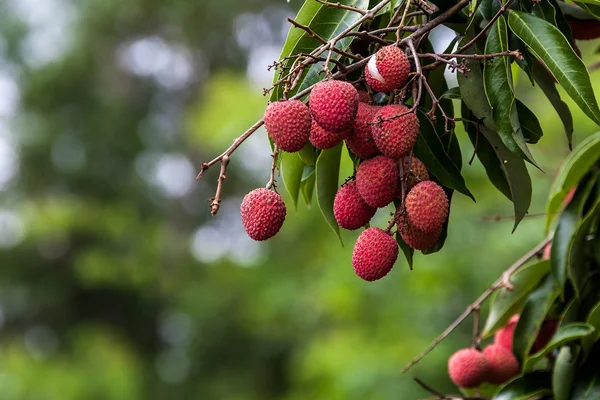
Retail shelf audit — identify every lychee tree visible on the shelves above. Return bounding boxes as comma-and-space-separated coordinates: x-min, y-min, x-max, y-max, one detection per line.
198, 0, 600, 398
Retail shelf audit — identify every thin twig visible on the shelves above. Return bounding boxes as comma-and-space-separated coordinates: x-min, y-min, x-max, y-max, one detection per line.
287, 18, 361, 60
209, 155, 230, 216
457, 0, 516, 53
266, 145, 279, 190
316, 0, 367, 15
472, 306, 481, 349
414, 377, 445, 399
402, 234, 553, 373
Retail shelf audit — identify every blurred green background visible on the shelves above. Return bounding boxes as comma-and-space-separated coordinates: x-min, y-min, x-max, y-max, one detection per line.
0, 0, 598, 398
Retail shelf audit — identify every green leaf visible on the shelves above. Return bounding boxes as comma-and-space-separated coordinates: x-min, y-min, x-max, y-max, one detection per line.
575, 2, 600, 20
546, 131, 600, 229
271, 0, 369, 101
525, 323, 595, 370
300, 165, 315, 207
513, 275, 560, 363
281, 152, 306, 211
298, 143, 318, 166
395, 233, 414, 270
567, 199, 600, 297
553, 345, 580, 400
440, 87, 461, 100
508, 10, 600, 125
516, 100, 543, 144
413, 109, 474, 200
532, 60, 573, 148
316, 142, 343, 244
571, 344, 600, 399
582, 300, 600, 354
483, 260, 551, 338
494, 371, 552, 400
483, 16, 537, 165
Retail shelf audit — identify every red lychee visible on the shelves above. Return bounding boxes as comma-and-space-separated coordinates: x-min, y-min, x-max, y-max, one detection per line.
397, 217, 441, 251
373, 104, 419, 159
494, 315, 519, 352
395, 156, 430, 199
240, 188, 286, 241
569, 20, 600, 40
352, 227, 398, 281
405, 181, 449, 233
483, 344, 520, 385
346, 103, 381, 159
309, 80, 359, 133
357, 89, 371, 103
365, 45, 411, 93
264, 100, 311, 152
309, 120, 347, 150
448, 348, 489, 388
355, 156, 398, 208
334, 181, 377, 230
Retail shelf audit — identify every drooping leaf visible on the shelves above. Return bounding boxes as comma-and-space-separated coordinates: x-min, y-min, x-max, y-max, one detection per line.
532, 60, 573, 148
281, 152, 306, 211
413, 109, 474, 200
546, 131, 600, 229
508, 10, 600, 125
271, 0, 369, 101
494, 370, 552, 400
483, 260, 551, 338
483, 16, 537, 165
316, 143, 343, 244
567, 199, 600, 297
524, 323, 595, 370
440, 87, 461, 100
513, 275, 559, 363
553, 345, 580, 400
300, 165, 315, 206
395, 233, 414, 270
582, 300, 600, 354
571, 343, 600, 399
299, 143, 318, 166
575, 1, 600, 20
516, 100, 543, 144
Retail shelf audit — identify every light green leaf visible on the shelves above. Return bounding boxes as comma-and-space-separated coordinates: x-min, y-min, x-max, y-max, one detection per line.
316, 143, 343, 244
508, 11, 600, 125
281, 152, 306, 211
553, 345, 580, 400
300, 165, 315, 207
525, 323, 595, 370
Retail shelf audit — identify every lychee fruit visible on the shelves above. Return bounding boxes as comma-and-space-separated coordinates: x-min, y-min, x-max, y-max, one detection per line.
482, 344, 520, 385
448, 348, 489, 388
334, 181, 377, 230
240, 188, 286, 241
352, 227, 398, 281
309, 120, 347, 150
373, 104, 419, 159
309, 80, 359, 133
346, 103, 381, 159
533, 319, 559, 353
494, 315, 519, 352
405, 181, 449, 233
396, 157, 429, 199
397, 217, 441, 251
355, 156, 398, 208
264, 100, 311, 152
365, 45, 411, 93
357, 89, 371, 103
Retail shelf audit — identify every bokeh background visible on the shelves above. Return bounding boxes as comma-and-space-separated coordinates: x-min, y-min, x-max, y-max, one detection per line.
0, 0, 599, 398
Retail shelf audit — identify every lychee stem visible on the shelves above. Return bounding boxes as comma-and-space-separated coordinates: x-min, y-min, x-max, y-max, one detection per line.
266, 145, 280, 190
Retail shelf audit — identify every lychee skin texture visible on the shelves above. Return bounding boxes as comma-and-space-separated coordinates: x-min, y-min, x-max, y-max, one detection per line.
352, 227, 398, 281
494, 315, 519, 352
309, 80, 359, 133
310, 120, 347, 150
397, 218, 441, 251
240, 188, 286, 241
346, 103, 381, 159
264, 100, 311, 152
405, 181, 449, 233
355, 156, 399, 208
448, 348, 490, 388
483, 345, 520, 385
373, 104, 419, 159
334, 181, 377, 230
357, 90, 371, 104
365, 46, 411, 93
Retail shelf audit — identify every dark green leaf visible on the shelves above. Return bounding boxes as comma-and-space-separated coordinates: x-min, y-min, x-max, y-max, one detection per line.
316, 143, 343, 244
395, 233, 414, 270
508, 11, 600, 125
553, 345, 580, 400
532, 59, 573, 148
525, 323, 595, 370
440, 87, 461, 100
513, 275, 559, 363
575, 2, 600, 20
546, 131, 600, 229
516, 100, 543, 144
582, 300, 600, 354
483, 16, 537, 165
568, 199, 600, 298
483, 260, 551, 337
300, 165, 315, 207
547, 0, 576, 46
281, 152, 306, 211
271, 0, 369, 101
571, 343, 600, 399
413, 109, 474, 200
494, 370, 552, 400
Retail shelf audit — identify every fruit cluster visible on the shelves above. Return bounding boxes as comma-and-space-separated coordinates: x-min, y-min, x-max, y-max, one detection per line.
240, 45, 449, 281
447, 314, 559, 388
